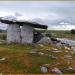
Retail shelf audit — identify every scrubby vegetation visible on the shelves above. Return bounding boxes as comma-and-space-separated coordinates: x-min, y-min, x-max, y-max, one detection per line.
0, 43, 74, 74
0, 33, 6, 40
71, 29, 75, 34
0, 30, 74, 74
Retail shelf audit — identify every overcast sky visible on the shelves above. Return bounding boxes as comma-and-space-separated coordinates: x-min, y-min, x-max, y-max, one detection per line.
0, 1, 75, 30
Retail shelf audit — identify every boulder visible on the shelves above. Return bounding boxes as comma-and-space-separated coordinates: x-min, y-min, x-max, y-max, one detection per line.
38, 44, 44, 47
56, 42, 62, 47
71, 47, 75, 50
38, 52, 44, 56
64, 54, 72, 59
51, 67, 62, 74
52, 48, 58, 51
29, 50, 37, 54
67, 67, 74, 70
66, 66, 75, 72
0, 58, 5, 61
40, 66, 48, 73
64, 46, 71, 50
0, 57, 6, 63
38, 37, 52, 44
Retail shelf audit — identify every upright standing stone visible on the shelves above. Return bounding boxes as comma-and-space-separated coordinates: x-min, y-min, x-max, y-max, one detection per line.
7, 24, 21, 43
21, 25, 33, 44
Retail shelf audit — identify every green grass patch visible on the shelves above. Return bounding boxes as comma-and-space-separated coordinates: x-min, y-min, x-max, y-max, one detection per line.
10, 58, 25, 70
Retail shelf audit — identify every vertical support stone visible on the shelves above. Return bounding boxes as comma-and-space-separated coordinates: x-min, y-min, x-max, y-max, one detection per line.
7, 24, 21, 43
21, 25, 33, 44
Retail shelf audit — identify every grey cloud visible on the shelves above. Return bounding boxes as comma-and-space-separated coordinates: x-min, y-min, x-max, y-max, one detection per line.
0, 1, 75, 29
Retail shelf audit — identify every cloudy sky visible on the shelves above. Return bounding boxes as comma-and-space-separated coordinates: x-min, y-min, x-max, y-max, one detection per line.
0, 1, 75, 30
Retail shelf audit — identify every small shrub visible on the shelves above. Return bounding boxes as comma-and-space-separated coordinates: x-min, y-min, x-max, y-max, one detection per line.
71, 29, 75, 34
45, 33, 52, 37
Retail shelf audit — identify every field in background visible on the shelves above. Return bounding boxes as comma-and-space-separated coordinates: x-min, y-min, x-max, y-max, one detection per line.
0, 30, 75, 40
39, 30, 75, 40
0, 33, 6, 40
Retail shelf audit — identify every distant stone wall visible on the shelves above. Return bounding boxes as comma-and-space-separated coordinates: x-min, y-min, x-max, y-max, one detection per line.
21, 25, 33, 44
7, 24, 21, 43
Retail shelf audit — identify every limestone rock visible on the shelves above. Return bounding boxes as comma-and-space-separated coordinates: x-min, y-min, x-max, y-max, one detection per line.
52, 48, 58, 51
29, 50, 37, 54
38, 44, 44, 47
67, 67, 74, 70
56, 42, 62, 47
0, 57, 6, 63
71, 47, 75, 50
64, 54, 72, 59
66, 66, 75, 72
38, 52, 44, 56
52, 50, 62, 53
64, 46, 71, 50
40, 66, 48, 73
38, 37, 52, 44
51, 67, 62, 74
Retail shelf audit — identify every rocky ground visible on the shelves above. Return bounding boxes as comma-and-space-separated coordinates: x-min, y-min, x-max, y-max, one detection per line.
0, 36, 75, 74
29, 37, 75, 74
